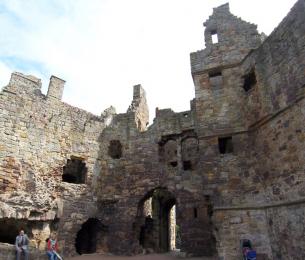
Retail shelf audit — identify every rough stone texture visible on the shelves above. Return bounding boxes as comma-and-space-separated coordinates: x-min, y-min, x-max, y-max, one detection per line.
0, 1, 305, 260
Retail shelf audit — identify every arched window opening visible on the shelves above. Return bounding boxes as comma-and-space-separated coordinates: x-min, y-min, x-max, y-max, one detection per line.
136, 188, 178, 253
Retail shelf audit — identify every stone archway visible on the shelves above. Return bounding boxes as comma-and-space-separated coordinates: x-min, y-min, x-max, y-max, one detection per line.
75, 218, 107, 255
136, 187, 177, 253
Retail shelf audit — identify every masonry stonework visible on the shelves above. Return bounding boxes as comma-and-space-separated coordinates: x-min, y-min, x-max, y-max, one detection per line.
0, 1, 304, 259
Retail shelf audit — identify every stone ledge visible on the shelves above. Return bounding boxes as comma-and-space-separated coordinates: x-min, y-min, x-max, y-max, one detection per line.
0, 243, 46, 260
214, 198, 305, 211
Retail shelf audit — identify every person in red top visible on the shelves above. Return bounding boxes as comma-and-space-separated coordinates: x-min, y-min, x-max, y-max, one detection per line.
46, 233, 59, 260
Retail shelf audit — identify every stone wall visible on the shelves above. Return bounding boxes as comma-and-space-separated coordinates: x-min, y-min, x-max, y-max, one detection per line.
0, 243, 46, 260
189, 0, 305, 259
95, 104, 216, 256
0, 72, 112, 256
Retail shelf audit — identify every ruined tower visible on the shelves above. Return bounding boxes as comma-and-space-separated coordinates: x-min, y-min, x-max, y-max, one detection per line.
191, 3, 262, 136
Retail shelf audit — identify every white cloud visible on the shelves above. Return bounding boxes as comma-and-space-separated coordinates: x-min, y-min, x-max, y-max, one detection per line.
0, 62, 12, 88
0, 0, 298, 121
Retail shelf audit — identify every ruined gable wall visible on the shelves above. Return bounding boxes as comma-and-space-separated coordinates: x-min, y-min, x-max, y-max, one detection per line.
191, 3, 261, 74
191, 3, 262, 136
0, 72, 110, 256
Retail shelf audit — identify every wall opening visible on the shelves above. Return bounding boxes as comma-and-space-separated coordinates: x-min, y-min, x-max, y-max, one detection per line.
243, 69, 257, 92
181, 137, 198, 171
218, 137, 233, 154
0, 219, 29, 244
108, 140, 122, 159
183, 161, 192, 171
193, 208, 198, 219
160, 139, 178, 168
75, 218, 107, 255
62, 157, 87, 184
211, 30, 218, 44
136, 188, 177, 253
209, 71, 223, 88
170, 161, 178, 167
0, 218, 56, 250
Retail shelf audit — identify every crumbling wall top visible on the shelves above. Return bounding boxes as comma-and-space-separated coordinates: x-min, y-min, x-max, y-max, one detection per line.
3, 72, 42, 95
127, 84, 149, 131
191, 3, 262, 74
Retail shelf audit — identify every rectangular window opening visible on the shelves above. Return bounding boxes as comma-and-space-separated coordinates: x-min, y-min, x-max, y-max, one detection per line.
170, 161, 178, 167
211, 30, 218, 44
194, 208, 198, 219
209, 71, 223, 87
209, 71, 222, 78
218, 136, 233, 154
183, 160, 192, 171
243, 69, 257, 92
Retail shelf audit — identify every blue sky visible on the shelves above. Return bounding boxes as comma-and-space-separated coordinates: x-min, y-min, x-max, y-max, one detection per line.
0, 0, 298, 121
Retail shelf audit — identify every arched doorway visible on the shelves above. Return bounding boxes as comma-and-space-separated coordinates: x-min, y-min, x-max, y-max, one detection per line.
75, 218, 107, 255
136, 187, 178, 253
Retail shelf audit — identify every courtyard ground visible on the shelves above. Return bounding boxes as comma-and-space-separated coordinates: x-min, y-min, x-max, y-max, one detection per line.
66, 253, 217, 260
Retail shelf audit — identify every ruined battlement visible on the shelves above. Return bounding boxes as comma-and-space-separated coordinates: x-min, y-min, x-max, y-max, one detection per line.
4, 72, 42, 95
47, 75, 66, 100
127, 84, 149, 131
190, 3, 261, 74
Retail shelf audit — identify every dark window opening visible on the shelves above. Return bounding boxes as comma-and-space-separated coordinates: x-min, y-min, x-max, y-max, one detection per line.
205, 195, 213, 217
243, 69, 257, 92
62, 158, 87, 184
108, 140, 122, 159
170, 161, 178, 167
218, 137, 233, 154
211, 30, 218, 44
209, 71, 223, 87
209, 71, 222, 78
194, 208, 198, 219
75, 218, 108, 255
205, 195, 211, 202
183, 160, 192, 171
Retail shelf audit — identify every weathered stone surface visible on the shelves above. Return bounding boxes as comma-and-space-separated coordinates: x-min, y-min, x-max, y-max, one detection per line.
0, 1, 304, 259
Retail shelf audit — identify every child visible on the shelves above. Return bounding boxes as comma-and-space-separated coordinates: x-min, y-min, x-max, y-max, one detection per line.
46, 233, 59, 260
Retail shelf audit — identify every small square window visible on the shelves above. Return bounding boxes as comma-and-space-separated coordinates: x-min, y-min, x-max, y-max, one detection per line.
211, 30, 218, 44
218, 137, 233, 154
183, 160, 192, 171
170, 161, 178, 167
209, 71, 223, 87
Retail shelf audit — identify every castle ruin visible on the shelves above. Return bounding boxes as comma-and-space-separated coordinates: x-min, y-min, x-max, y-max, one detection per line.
0, 1, 305, 259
